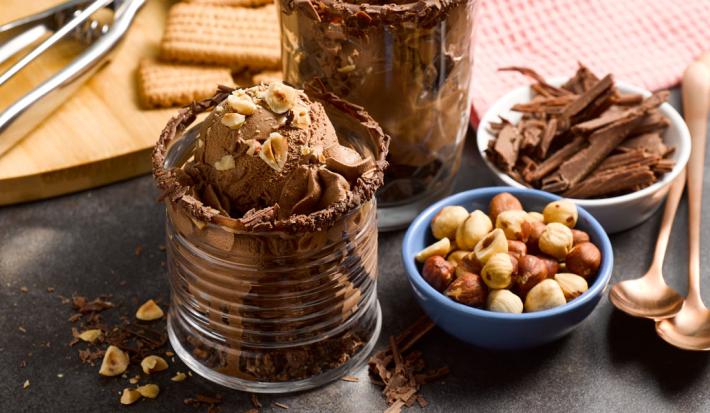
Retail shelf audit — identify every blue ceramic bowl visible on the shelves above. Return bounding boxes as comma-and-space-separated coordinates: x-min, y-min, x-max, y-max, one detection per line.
402, 187, 613, 350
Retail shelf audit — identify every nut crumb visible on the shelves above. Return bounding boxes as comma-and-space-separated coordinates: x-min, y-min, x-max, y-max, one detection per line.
137, 383, 160, 399
20, 287, 28, 293
47, 287, 55, 293
165, 351, 174, 357
171, 372, 187, 382
78, 329, 102, 343
136, 300, 164, 321
23, 380, 29, 389
120, 388, 141, 405
18, 326, 26, 333
213, 154, 236, 171
129, 375, 140, 384
141, 355, 168, 374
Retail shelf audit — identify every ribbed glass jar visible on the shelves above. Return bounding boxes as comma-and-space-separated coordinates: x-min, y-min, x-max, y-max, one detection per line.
279, 0, 478, 230
165, 198, 380, 392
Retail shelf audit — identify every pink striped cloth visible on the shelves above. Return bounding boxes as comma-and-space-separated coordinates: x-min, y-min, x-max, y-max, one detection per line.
471, 0, 710, 124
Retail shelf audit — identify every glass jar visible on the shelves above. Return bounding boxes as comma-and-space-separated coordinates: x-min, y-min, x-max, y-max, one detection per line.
279, 0, 478, 230
153, 87, 386, 393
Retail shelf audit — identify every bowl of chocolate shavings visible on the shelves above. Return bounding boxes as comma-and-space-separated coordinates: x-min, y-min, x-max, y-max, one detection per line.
476, 64, 690, 233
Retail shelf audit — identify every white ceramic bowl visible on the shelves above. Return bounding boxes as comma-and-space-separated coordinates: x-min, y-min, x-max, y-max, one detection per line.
476, 78, 691, 233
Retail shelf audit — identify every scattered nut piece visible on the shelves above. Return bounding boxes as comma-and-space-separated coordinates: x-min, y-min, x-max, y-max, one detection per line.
524, 279, 566, 312
259, 132, 289, 172
543, 200, 578, 228
213, 154, 236, 171
227, 92, 258, 115
136, 384, 160, 399
78, 329, 102, 343
538, 222, 574, 260
265, 82, 298, 113
431, 206, 469, 240
136, 300, 164, 321
481, 253, 514, 289
444, 272, 487, 307
554, 273, 589, 300
456, 210, 493, 250
473, 229, 508, 264
220, 112, 246, 129
415, 237, 451, 263
489, 192, 523, 223
99, 346, 129, 376
171, 372, 187, 382
496, 210, 532, 241
23, 380, 30, 389
487, 289, 523, 313
141, 356, 168, 374
421, 256, 455, 292
291, 104, 311, 129
120, 388, 141, 405
129, 375, 140, 384
245, 139, 261, 156
565, 242, 601, 279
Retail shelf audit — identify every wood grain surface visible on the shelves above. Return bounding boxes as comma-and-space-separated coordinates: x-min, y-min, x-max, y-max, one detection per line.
0, 0, 174, 205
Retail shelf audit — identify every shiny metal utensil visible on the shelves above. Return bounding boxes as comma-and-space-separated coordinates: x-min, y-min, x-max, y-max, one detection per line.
609, 168, 685, 320
0, 0, 145, 157
655, 58, 710, 350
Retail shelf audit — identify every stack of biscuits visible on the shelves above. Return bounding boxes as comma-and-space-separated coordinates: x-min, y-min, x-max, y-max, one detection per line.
137, 0, 283, 109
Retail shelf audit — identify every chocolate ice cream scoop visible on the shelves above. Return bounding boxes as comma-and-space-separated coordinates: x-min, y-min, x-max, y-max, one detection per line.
190, 82, 374, 218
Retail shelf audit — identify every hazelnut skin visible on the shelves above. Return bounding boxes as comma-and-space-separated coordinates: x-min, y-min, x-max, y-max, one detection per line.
526, 220, 546, 254
422, 256, 455, 292
489, 192, 523, 223
571, 229, 590, 245
565, 242, 601, 279
445, 272, 488, 307
537, 255, 560, 277
513, 255, 549, 298
507, 240, 527, 261
460, 253, 484, 274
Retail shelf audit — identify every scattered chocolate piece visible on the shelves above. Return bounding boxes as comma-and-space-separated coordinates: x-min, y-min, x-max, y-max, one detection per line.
72, 295, 114, 314
135, 244, 143, 256
368, 316, 447, 413
486, 64, 675, 199
185, 393, 223, 412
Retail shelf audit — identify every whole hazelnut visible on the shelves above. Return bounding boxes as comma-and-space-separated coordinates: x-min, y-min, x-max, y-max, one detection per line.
489, 192, 523, 223
431, 206, 469, 240
543, 200, 578, 228
460, 252, 484, 275
446, 250, 469, 268
526, 220, 546, 254
473, 228, 508, 264
445, 272, 488, 307
527, 211, 545, 223
537, 255, 560, 277
565, 242, 601, 279
571, 229, 591, 245
421, 256, 455, 292
507, 240, 527, 261
415, 237, 452, 263
524, 279, 566, 312
487, 289, 523, 313
456, 210, 493, 250
554, 273, 589, 300
538, 223, 574, 260
513, 255, 549, 297
496, 210, 532, 242
481, 252, 514, 289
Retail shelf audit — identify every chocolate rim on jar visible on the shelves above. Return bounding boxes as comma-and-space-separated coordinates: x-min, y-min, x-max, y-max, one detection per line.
152, 81, 389, 232
284, 0, 465, 27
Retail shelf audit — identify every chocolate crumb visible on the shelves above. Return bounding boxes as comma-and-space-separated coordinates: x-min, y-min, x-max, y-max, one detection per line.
135, 244, 143, 256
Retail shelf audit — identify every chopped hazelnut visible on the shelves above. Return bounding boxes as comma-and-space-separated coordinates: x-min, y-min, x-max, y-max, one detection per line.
136, 300, 164, 321
136, 384, 159, 399
171, 372, 187, 382
99, 346, 129, 377
141, 355, 169, 374
213, 154, 236, 171
264, 82, 298, 114
220, 112, 246, 129
120, 388, 141, 405
78, 329, 102, 343
415, 237, 451, 263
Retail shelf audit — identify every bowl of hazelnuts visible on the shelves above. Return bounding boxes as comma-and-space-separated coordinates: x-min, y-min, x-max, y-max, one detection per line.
402, 187, 613, 349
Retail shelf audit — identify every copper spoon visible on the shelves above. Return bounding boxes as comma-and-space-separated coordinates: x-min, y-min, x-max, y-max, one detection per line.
608, 168, 685, 320
655, 58, 710, 350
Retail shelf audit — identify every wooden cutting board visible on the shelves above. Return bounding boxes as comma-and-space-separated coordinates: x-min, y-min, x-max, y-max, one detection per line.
0, 0, 175, 205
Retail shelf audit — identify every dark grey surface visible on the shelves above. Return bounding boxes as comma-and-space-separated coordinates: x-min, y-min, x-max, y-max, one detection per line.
3, 91, 710, 413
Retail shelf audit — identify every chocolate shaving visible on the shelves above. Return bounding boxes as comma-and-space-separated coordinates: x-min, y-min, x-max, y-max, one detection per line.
486, 65, 675, 198
368, 316, 446, 413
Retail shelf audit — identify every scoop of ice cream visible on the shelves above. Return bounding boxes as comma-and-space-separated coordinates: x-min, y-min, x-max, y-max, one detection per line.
193, 82, 374, 218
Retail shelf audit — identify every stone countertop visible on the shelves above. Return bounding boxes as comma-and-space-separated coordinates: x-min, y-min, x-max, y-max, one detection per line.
3, 91, 710, 413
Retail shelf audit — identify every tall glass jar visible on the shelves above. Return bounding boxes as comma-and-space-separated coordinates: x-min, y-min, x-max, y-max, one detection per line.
153, 87, 387, 393
279, 0, 478, 230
